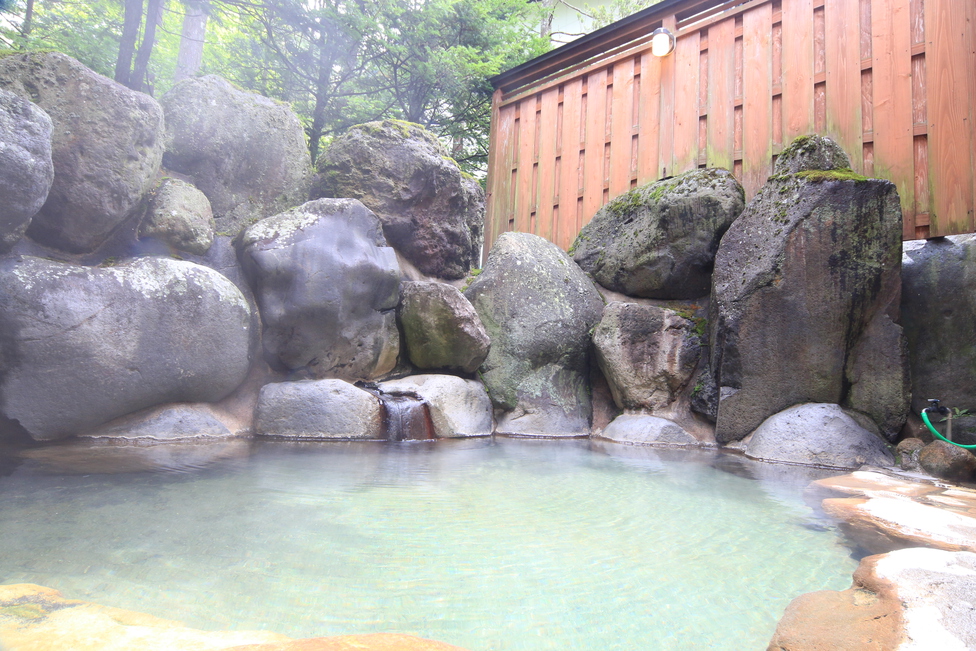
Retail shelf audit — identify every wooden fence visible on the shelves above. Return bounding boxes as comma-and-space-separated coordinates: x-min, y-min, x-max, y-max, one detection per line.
485, 0, 976, 255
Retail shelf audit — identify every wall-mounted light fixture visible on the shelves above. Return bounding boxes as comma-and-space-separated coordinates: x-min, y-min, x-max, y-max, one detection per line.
650, 27, 676, 57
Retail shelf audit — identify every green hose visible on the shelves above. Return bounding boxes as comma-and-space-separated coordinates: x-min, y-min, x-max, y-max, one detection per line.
921, 409, 976, 449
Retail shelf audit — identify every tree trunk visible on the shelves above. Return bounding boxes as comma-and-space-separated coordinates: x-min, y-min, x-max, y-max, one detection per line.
21, 0, 35, 39
174, 0, 209, 83
129, 0, 166, 93
115, 0, 144, 86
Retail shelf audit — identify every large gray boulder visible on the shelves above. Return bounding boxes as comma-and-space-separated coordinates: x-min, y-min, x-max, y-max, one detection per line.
0, 52, 164, 253
398, 281, 490, 374
255, 380, 383, 439
710, 137, 905, 443
0, 88, 53, 252
464, 232, 604, 436
238, 199, 400, 381
744, 403, 894, 469
902, 235, 976, 419
138, 178, 215, 255
312, 120, 484, 280
571, 168, 744, 298
593, 302, 701, 411
379, 374, 493, 438
161, 75, 312, 236
0, 256, 253, 441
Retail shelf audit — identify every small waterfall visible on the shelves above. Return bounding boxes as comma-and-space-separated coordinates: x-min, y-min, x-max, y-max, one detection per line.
358, 383, 437, 441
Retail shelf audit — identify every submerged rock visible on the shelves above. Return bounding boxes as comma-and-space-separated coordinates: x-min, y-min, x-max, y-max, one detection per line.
0, 88, 53, 252
571, 168, 744, 299
710, 136, 905, 443
161, 75, 312, 236
0, 52, 164, 253
255, 379, 383, 439
398, 281, 490, 374
769, 548, 976, 651
0, 256, 252, 441
743, 403, 894, 469
239, 199, 400, 381
312, 120, 484, 280
0, 584, 469, 650
78, 404, 234, 442
464, 232, 604, 436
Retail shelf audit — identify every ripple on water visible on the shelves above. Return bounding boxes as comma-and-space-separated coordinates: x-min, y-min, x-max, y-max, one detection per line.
0, 438, 858, 650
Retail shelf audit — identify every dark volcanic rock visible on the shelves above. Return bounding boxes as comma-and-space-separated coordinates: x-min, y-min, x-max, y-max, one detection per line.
0, 256, 253, 441
710, 138, 905, 443
464, 232, 604, 436
238, 198, 400, 381
919, 441, 976, 482
571, 168, 744, 298
0, 52, 164, 253
161, 75, 312, 237
312, 120, 484, 280
0, 88, 53, 252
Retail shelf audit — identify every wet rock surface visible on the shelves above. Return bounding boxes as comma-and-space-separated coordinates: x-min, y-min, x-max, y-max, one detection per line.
710, 137, 905, 443
378, 374, 493, 438
398, 281, 489, 374
464, 232, 604, 436
0, 87, 53, 252
595, 414, 698, 447
312, 120, 484, 280
918, 440, 976, 482
161, 75, 312, 237
239, 199, 400, 381
0, 256, 253, 441
769, 548, 976, 651
0, 584, 468, 651
0, 52, 164, 253
571, 168, 744, 299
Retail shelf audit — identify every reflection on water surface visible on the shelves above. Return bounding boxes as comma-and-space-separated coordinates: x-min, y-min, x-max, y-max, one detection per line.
0, 438, 857, 650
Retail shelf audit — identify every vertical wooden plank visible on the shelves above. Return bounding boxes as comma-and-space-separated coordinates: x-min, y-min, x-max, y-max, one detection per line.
968, 0, 976, 236
871, 0, 915, 235
485, 91, 511, 256
672, 30, 701, 174
782, 0, 815, 140
609, 61, 635, 197
557, 78, 583, 250
514, 96, 537, 233
825, 0, 863, 170
658, 14, 678, 177
637, 52, 663, 185
582, 69, 609, 225
536, 87, 559, 242
743, 3, 774, 200
707, 18, 737, 171
925, 0, 974, 234
914, 135, 929, 237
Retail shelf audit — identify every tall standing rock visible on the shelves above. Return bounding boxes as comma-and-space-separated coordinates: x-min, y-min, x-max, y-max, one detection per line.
238, 199, 401, 381
398, 281, 490, 374
161, 75, 312, 236
0, 256, 253, 441
0, 88, 53, 252
0, 52, 164, 253
902, 235, 976, 417
571, 168, 744, 298
464, 232, 604, 436
710, 136, 906, 443
312, 120, 484, 280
